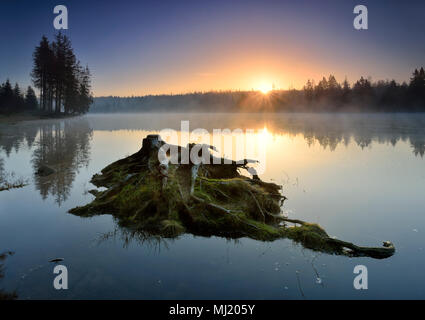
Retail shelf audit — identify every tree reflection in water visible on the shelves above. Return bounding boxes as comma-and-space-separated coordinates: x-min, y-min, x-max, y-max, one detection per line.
0, 117, 92, 204
31, 119, 92, 205
87, 113, 425, 157
0, 114, 425, 204
0, 251, 16, 300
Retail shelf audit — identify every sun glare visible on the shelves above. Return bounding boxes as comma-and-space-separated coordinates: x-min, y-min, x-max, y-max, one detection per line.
257, 83, 273, 94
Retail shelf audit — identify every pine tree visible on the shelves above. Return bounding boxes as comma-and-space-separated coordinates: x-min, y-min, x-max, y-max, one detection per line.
25, 86, 38, 111
13, 83, 25, 111
31, 34, 92, 115
340, 78, 351, 106
408, 67, 425, 109
0, 80, 14, 113
76, 66, 93, 114
303, 79, 314, 104
32, 36, 54, 112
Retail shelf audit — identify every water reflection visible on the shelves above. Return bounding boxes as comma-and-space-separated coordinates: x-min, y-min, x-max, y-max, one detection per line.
0, 113, 425, 204
0, 251, 16, 300
411, 137, 425, 158
96, 227, 172, 253
0, 123, 38, 156
86, 113, 425, 157
0, 121, 37, 189
1, 113, 425, 299
0, 118, 93, 204
264, 114, 425, 155
0, 158, 4, 182
31, 120, 92, 205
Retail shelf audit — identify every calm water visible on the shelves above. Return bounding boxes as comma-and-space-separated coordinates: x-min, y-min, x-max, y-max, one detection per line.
1, 113, 425, 299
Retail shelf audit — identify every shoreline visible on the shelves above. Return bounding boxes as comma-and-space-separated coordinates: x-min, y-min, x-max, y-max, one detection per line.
0, 112, 77, 124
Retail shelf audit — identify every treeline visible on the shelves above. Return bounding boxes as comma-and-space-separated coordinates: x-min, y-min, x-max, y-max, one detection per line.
0, 33, 93, 116
32, 33, 93, 115
91, 68, 425, 113
300, 67, 425, 112
0, 80, 38, 114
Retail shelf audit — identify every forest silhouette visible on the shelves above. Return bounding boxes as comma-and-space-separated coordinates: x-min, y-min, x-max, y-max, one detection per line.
1, 32, 424, 116
92, 68, 425, 113
0, 33, 93, 116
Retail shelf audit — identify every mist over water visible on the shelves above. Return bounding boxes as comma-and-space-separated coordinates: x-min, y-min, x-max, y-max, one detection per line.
1, 113, 425, 299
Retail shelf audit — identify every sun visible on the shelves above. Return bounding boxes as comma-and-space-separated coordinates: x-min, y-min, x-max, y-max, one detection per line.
257, 83, 273, 94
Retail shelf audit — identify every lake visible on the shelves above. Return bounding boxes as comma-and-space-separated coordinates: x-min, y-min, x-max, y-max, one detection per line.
1, 113, 425, 299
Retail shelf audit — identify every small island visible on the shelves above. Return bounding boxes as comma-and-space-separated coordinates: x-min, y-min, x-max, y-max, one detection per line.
70, 135, 395, 259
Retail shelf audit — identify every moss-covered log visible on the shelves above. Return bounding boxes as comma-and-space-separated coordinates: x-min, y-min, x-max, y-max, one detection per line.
70, 134, 395, 259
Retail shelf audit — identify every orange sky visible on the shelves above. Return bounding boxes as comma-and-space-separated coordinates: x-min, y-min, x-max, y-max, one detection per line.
3, 1, 422, 97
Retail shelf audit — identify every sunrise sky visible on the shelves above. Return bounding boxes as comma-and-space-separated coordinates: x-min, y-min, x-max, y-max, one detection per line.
1, 0, 424, 96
